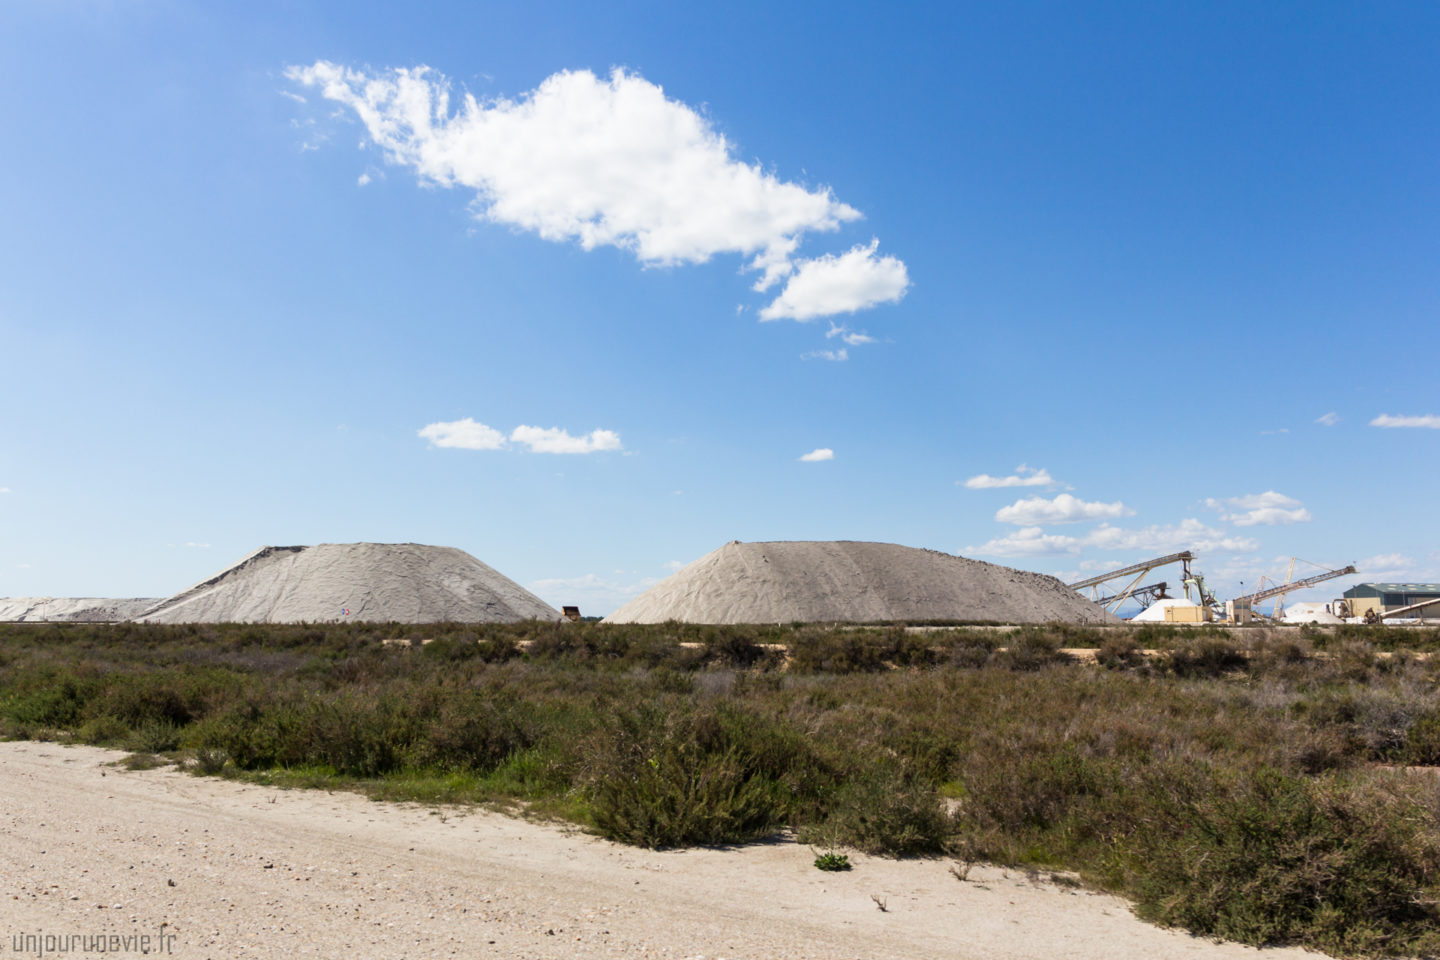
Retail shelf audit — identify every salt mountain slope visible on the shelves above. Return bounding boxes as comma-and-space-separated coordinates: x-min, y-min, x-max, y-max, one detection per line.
605, 540, 1116, 625
0, 598, 160, 622
136, 543, 558, 624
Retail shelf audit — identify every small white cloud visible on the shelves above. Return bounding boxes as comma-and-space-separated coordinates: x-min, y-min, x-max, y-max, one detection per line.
802, 348, 848, 362
184, 542, 211, 549
799, 448, 834, 462
357, 172, 372, 186
1371, 413, 1440, 429
759, 239, 909, 322
510, 425, 622, 454
663, 559, 685, 572
965, 527, 1082, 557
1230, 507, 1312, 527
418, 418, 508, 450
994, 494, 1134, 526
1078, 558, 1128, 572
961, 465, 1057, 490
279, 90, 307, 105
1315, 412, 1339, 427
1260, 427, 1290, 435
0, 487, 10, 494
1203, 491, 1311, 527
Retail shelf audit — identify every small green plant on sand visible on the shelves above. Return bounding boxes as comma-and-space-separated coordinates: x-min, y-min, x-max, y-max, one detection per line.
813, 850, 851, 871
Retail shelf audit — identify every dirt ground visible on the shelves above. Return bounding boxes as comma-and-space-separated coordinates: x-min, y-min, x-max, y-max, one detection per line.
1, 741, 1324, 960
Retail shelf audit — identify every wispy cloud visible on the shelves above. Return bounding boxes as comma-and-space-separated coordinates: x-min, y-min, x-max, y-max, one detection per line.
510, 425, 622, 454
1203, 491, 1311, 527
288, 63, 906, 322
994, 494, 1133, 526
1359, 553, 1412, 577
758, 239, 908, 321
1315, 412, 1339, 427
960, 465, 1057, 490
418, 419, 622, 454
966, 519, 1257, 558
826, 323, 877, 346
799, 448, 834, 462
0, 487, 10, 494
802, 348, 848, 362
528, 572, 662, 614
1371, 413, 1440, 429
1084, 520, 1258, 554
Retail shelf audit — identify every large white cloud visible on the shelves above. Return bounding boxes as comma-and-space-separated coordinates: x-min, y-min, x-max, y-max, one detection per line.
288, 62, 906, 322
961, 465, 1057, 490
418, 418, 507, 450
994, 493, 1133, 526
1371, 413, 1440, 429
758, 239, 908, 321
1083, 520, 1258, 554
1203, 490, 1312, 527
510, 425, 622, 454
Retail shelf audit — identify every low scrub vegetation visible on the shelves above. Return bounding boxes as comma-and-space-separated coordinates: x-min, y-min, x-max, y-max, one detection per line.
2, 620, 1439, 956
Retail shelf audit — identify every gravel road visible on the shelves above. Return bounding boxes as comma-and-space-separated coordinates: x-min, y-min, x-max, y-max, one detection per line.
1, 742, 1322, 960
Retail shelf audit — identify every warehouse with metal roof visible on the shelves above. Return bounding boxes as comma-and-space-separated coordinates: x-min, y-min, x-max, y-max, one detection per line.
1340, 583, 1440, 620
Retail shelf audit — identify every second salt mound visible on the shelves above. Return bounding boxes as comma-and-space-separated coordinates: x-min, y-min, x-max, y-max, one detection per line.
136, 542, 559, 623
605, 540, 1116, 624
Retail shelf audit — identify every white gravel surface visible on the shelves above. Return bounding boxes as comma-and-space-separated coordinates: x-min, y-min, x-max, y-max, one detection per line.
136, 543, 559, 624
0, 742, 1324, 960
606, 541, 1118, 625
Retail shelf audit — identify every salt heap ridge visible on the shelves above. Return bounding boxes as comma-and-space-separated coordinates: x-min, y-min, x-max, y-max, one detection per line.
604, 540, 1117, 624
137, 543, 558, 624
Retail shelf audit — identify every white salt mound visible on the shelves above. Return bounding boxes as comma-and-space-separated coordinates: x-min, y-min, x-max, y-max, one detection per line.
604, 540, 1117, 625
0, 597, 160, 622
1282, 602, 1345, 625
136, 543, 558, 624
1131, 598, 1199, 622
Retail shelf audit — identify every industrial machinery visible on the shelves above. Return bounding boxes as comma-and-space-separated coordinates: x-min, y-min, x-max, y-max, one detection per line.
1069, 552, 1196, 614
1227, 561, 1357, 622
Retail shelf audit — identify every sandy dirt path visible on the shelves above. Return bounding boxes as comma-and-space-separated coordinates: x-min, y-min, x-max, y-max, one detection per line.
0, 742, 1323, 960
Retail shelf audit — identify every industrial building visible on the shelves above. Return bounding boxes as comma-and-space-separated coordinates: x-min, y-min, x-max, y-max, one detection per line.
1340, 583, 1440, 620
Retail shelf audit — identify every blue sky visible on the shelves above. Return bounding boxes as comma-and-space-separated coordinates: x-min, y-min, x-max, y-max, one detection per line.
2, 1, 1437, 615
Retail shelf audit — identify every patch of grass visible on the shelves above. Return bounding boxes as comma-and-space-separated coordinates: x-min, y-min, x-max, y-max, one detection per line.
813, 850, 851, 871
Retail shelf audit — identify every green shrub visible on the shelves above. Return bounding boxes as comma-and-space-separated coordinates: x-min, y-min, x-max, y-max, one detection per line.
992, 627, 1067, 671
804, 762, 951, 856
584, 702, 805, 848
1163, 638, 1246, 678
1132, 771, 1440, 955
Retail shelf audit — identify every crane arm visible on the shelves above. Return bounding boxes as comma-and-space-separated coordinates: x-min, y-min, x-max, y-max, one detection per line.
1068, 552, 1194, 590
1231, 565, 1357, 605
